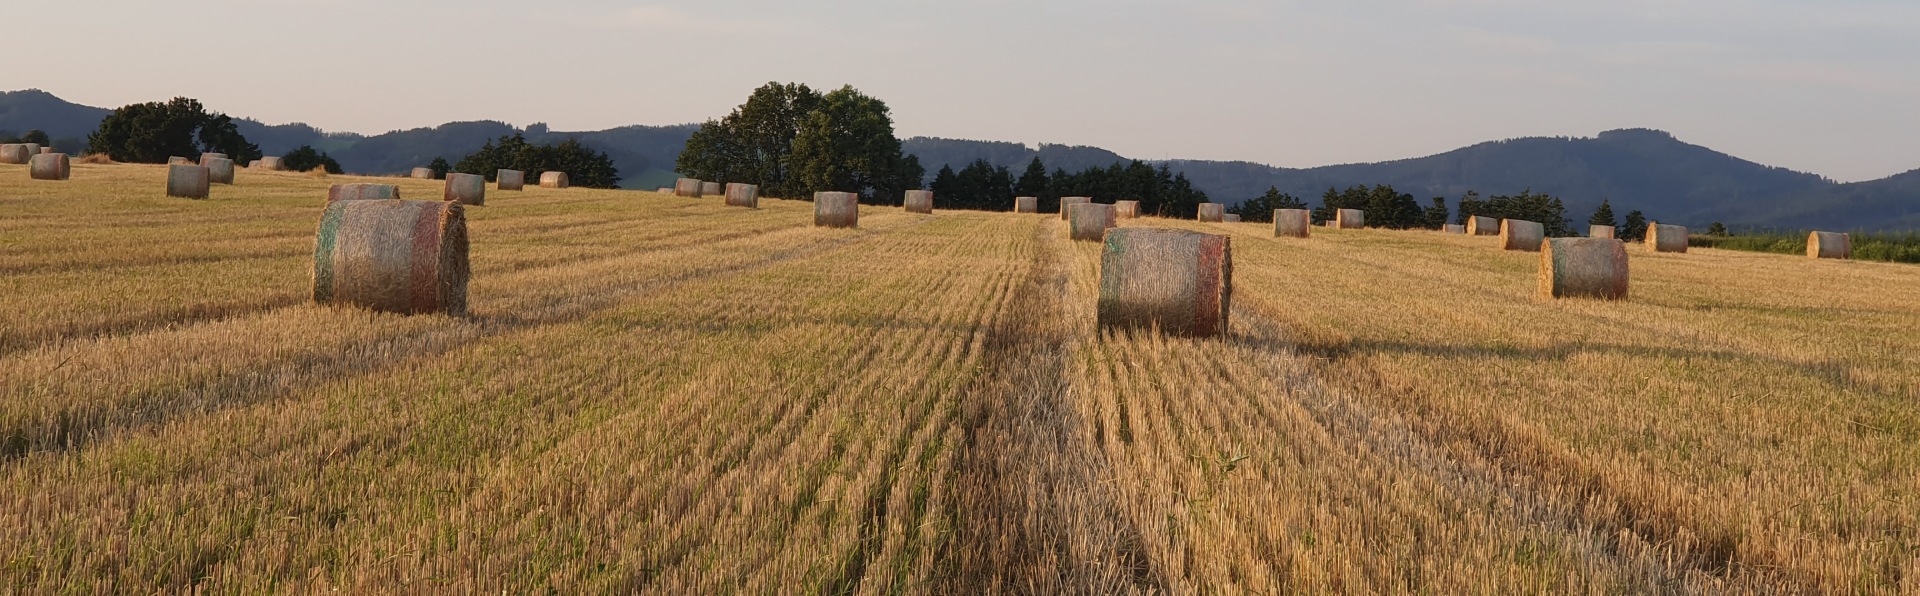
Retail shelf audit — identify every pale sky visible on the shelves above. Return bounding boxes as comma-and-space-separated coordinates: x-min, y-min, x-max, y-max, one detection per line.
8, 0, 1918, 182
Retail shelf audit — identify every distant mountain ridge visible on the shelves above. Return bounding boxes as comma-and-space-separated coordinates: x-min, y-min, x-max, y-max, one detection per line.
3, 89, 1914, 230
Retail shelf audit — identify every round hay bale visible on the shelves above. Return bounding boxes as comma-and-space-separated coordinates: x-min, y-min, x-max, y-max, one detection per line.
815, 191, 859, 228
1648, 223, 1689, 253
726, 183, 760, 208
1198, 203, 1225, 223
443, 173, 486, 206
1808, 231, 1851, 260
1224, 214, 1242, 223
329, 183, 402, 202
1335, 209, 1366, 229
1467, 216, 1499, 236
38, 147, 55, 155
1061, 196, 1092, 220
1500, 219, 1545, 252
20, 143, 41, 157
540, 171, 570, 189
1590, 225, 1615, 239
411, 167, 435, 180
675, 177, 702, 197
28, 153, 69, 181
255, 156, 284, 171
700, 181, 723, 196
1015, 196, 1038, 213
656, 187, 673, 193
1115, 200, 1140, 219
1069, 203, 1117, 242
167, 165, 210, 199
1274, 209, 1311, 238
904, 190, 934, 214
1443, 224, 1466, 234
0, 144, 26, 164
497, 169, 525, 191
168, 156, 193, 166
1539, 238, 1628, 300
199, 153, 228, 166
312, 199, 469, 316
1097, 228, 1232, 338
204, 157, 235, 185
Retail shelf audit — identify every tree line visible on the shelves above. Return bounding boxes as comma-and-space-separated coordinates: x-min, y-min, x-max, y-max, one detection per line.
927, 157, 1210, 216
1227, 185, 1661, 240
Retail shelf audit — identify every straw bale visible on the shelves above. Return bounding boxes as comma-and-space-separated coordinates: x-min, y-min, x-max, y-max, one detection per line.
312, 199, 469, 316
1198, 203, 1225, 223
443, 173, 486, 206
675, 177, 702, 197
1501, 219, 1545, 252
20, 143, 41, 157
168, 156, 193, 166
904, 190, 934, 214
1468, 216, 1499, 236
255, 156, 284, 171
1648, 223, 1689, 253
656, 187, 673, 193
39, 147, 54, 155
1274, 209, 1311, 238
167, 165, 210, 199
411, 167, 435, 180
1539, 238, 1629, 300
701, 181, 723, 196
540, 171, 570, 189
726, 183, 760, 208
1069, 203, 1118, 242
1335, 209, 1365, 229
28, 153, 69, 181
814, 191, 859, 228
199, 153, 228, 166
1097, 228, 1233, 338
204, 157, 235, 185
497, 169, 524, 191
1015, 196, 1038, 213
329, 183, 402, 202
1808, 231, 1851, 260
1224, 214, 1242, 223
1444, 224, 1466, 234
1590, 225, 1615, 239
0, 144, 26, 164
1115, 200, 1140, 218
1061, 196, 1092, 220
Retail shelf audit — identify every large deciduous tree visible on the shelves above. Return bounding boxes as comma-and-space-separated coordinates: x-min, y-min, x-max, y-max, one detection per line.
86, 97, 261, 164
679, 82, 921, 201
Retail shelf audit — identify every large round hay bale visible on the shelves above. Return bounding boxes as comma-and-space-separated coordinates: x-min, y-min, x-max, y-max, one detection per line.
411, 167, 435, 180
204, 157, 235, 185
1501, 219, 1545, 252
1467, 216, 1499, 236
1197, 203, 1225, 223
1808, 231, 1851, 260
497, 169, 525, 191
312, 199, 469, 316
815, 191, 859, 228
1539, 238, 1628, 300
726, 183, 760, 208
1648, 223, 1689, 253
1097, 228, 1232, 338
1590, 225, 1615, 239
329, 183, 402, 202
1115, 200, 1140, 219
20, 143, 41, 157
1335, 209, 1365, 229
38, 147, 55, 155
1224, 214, 1242, 223
675, 177, 702, 197
904, 189, 934, 214
700, 181, 723, 196
1061, 196, 1092, 220
1444, 224, 1466, 234
28, 153, 69, 180
443, 173, 486, 206
168, 156, 193, 166
255, 156, 284, 171
540, 171, 570, 189
199, 153, 228, 166
167, 165, 210, 199
1069, 203, 1117, 242
1274, 209, 1311, 238
0, 144, 26, 164
1015, 196, 1038, 213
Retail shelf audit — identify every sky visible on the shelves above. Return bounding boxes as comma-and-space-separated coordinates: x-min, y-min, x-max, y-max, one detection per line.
6, 0, 1918, 182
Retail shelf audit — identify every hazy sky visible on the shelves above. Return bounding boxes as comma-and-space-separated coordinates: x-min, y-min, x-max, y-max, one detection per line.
8, 0, 1917, 181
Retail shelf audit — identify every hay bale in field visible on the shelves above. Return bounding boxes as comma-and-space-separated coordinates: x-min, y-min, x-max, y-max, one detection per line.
726, 182, 759, 208
1069, 203, 1117, 242
28, 153, 69, 180
1501, 219, 1545, 252
1444, 224, 1466, 234
1590, 225, 1615, 239
38, 147, 54, 155
1015, 196, 1038, 213
328, 183, 402, 202
255, 156, 284, 171
443, 173, 485, 206
1097, 228, 1232, 338
675, 177, 702, 197
904, 189, 934, 214
1335, 209, 1365, 229
20, 143, 41, 157
1274, 209, 1311, 238
204, 157, 235, 185
1808, 231, 1851, 260
497, 169, 524, 191
814, 191, 858, 228
540, 171, 570, 189
1648, 223, 1689, 253
1198, 203, 1225, 223
167, 165, 210, 199
411, 167, 435, 180
1224, 214, 1242, 223
168, 156, 193, 166
1467, 216, 1499, 236
1540, 238, 1628, 300
700, 181, 723, 196
0, 144, 26, 164
656, 187, 673, 193
1115, 200, 1140, 219
1061, 196, 1092, 220
312, 199, 469, 316
199, 153, 228, 166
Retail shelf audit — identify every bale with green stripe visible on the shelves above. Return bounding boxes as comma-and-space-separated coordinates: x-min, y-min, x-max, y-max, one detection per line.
1467, 216, 1498, 236
1540, 238, 1628, 300
1115, 200, 1140, 219
0, 144, 27, 164
1069, 203, 1117, 242
1648, 223, 1688, 253
1590, 225, 1615, 239
726, 183, 759, 208
29, 153, 69, 181
815, 191, 858, 228
497, 169, 524, 191
1198, 203, 1225, 223
1274, 209, 1310, 238
1015, 196, 1038, 213
167, 165, 210, 199
313, 200, 469, 316
1335, 209, 1365, 229
1098, 228, 1232, 338
204, 157, 235, 185
540, 171, 570, 189
904, 190, 934, 214
1501, 219, 1545, 252
329, 183, 401, 202
675, 178, 702, 197
444, 173, 485, 206
1808, 231, 1851, 260
1061, 197, 1092, 220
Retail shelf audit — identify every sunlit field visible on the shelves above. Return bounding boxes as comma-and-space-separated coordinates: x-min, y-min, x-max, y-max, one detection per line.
2, 163, 1915, 593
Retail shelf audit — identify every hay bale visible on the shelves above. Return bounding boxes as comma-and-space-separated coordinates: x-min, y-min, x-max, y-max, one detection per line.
1590, 225, 1615, 239
20, 143, 41, 157
656, 187, 673, 193
1467, 216, 1499, 236
1015, 196, 1038, 213
726, 183, 759, 208
1115, 200, 1140, 219
1274, 209, 1311, 238
411, 167, 435, 180
1648, 223, 1689, 253
168, 156, 193, 166
540, 171, 570, 189
1444, 224, 1466, 234
1335, 209, 1365, 229
1539, 238, 1628, 300
38, 147, 54, 155
497, 169, 525, 191
1061, 196, 1092, 220
328, 183, 402, 202
28, 153, 69, 181
675, 177, 702, 197
1198, 203, 1225, 223
904, 190, 934, 214
1808, 231, 1851, 260
199, 153, 228, 166
312, 199, 469, 316
1501, 219, 1545, 252
204, 157, 235, 185
443, 173, 485, 206
0, 144, 26, 164
1224, 214, 1242, 223
814, 191, 858, 228
1097, 228, 1232, 338
701, 181, 724, 196
255, 156, 284, 171
167, 165, 210, 199
1069, 203, 1117, 242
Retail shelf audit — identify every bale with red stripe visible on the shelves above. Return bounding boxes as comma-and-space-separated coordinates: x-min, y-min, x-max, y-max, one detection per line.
1061, 196, 1091, 220
1808, 231, 1851, 260
444, 173, 485, 206
1501, 219, 1545, 252
904, 190, 934, 214
329, 183, 402, 202
725, 183, 759, 208
204, 157, 235, 185
1590, 225, 1615, 239
411, 167, 434, 180
497, 169, 524, 191
1069, 203, 1117, 242
815, 191, 858, 228
1015, 196, 1038, 213
1115, 200, 1140, 219
540, 171, 570, 189
29, 153, 69, 181
1274, 209, 1311, 238
1467, 216, 1498, 236
1098, 228, 1232, 338
1540, 238, 1628, 300
312, 200, 469, 316
167, 165, 210, 199
1648, 223, 1689, 253
675, 178, 702, 197
0, 144, 29, 164
1198, 203, 1225, 223
1335, 209, 1365, 229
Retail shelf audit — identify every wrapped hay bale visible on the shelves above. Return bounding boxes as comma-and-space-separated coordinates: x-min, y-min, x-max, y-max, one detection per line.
814, 191, 858, 228
255, 156, 284, 171
1061, 196, 1092, 220
1808, 231, 1851, 260
443, 173, 486, 206
1590, 225, 1615, 239
497, 169, 525, 191
0, 144, 27, 164
168, 156, 193, 166
1648, 223, 1689, 253
675, 177, 702, 197
1015, 196, 1038, 213
1444, 224, 1466, 234
312, 199, 469, 316
29, 153, 70, 180
701, 181, 723, 196
1274, 209, 1311, 238
1115, 200, 1140, 219
726, 183, 760, 208
1224, 214, 1242, 223
1501, 219, 1545, 252
167, 164, 210, 199
1097, 228, 1232, 338
1069, 203, 1117, 242
1539, 238, 1628, 300
199, 153, 228, 166
1198, 203, 1225, 223
540, 171, 570, 189
204, 157, 235, 185
329, 183, 402, 202
1335, 209, 1365, 229
1467, 215, 1499, 236
411, 167, 435, 180
904, 190, 934, 214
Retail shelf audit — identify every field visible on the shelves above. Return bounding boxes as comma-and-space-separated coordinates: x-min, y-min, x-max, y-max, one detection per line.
1, 164, 1916, 593
1692, 232, 1920, 264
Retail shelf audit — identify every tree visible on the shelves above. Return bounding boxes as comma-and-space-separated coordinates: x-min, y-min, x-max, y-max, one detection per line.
1229, 187, 1307, 223
1313, 185, 1425, 229
1455, 191, 1484, 225
790, 85, 920, 203
1589, 199, 1618, 230
18, 130, 49, 146
281, 145, 343, 174
427, 157, 450, 180
454, 133, 621, 189
86, 97, 260, 164
1423, 197, 1450, 229
1707, 221, 1729, 236
1015, 157, 1050, 200
1622, 210, 1649, 242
